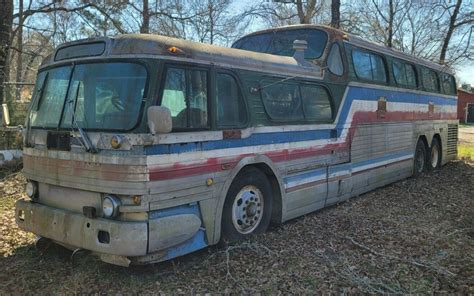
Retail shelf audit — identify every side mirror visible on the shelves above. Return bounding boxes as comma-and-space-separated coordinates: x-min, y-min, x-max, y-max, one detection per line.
147, 106, 172, 135
2, 104, 10, 126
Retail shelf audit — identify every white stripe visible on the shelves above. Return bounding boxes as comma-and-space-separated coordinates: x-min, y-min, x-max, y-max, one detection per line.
352, 154, 414, 173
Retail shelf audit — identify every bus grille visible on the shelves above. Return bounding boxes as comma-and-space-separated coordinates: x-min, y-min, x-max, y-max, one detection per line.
447, 124, 458, 155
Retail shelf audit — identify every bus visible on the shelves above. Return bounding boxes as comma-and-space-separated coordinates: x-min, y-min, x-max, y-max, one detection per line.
16, 25, 458, 266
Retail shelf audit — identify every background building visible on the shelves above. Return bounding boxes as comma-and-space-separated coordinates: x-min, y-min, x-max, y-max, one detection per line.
457, 84, 474, 124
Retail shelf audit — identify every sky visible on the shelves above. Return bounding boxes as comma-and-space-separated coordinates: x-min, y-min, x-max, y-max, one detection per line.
456, 64, 474, 86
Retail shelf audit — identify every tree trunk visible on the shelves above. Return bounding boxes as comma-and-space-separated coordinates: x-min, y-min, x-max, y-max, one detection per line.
387, 0, 394, 48
296, 0, 317, 24
330, 0, 340, 29
15, 0, 23, 101
0, 0, 14, 106
209, 0, 214, 44
140, 0, 150, 33
440, 0, 462, 65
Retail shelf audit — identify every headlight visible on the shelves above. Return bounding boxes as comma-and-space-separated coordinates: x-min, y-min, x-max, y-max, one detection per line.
25, 181, 38, 199
102, 195, 121, 218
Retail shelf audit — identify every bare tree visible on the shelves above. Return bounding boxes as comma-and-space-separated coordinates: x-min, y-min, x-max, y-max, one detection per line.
247, 0, 326, 27
439, 0, 473, 65
185, 0, 248, 45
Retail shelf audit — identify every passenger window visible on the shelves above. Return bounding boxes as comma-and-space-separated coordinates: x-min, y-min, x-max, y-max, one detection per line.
393, 60, 417, 88
405, 64, 417, 87
327, 43, 344, 76
352, 49, 386, 82
261, 81, 303, 121
300, 85, 332, 121
370, 54, 386, 82
441, 74, 456, 95
161, 67, 208, 129
392, 60, 407, 85
421, 67, 439, 92
216, 73, 247, 127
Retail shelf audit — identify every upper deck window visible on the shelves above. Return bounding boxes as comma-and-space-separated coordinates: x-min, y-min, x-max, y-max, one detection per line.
232, 29, 328, 59
160, 67, 209, 130
261, 79, 333, 122
352, 49, 386, 82
327, 43, 344, 76
421, 67, 440, 93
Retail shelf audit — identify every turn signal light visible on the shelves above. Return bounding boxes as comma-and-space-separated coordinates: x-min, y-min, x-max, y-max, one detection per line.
167, 46, 184, 55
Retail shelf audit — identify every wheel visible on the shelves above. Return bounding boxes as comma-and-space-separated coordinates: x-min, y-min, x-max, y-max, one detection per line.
427, 137, 441, 171
413, 139, 427, 177
221, 167, 273, 242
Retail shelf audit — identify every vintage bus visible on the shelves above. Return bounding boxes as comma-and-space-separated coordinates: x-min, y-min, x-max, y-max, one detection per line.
16, 25, 458, 266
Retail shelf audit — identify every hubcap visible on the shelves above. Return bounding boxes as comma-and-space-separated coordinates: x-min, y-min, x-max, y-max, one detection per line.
232, 185, 264, 234
416, 148, 425, 173
431, 145, 439, 168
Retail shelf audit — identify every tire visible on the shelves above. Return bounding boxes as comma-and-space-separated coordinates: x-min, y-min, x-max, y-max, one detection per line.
427, 137, 442, 171
221, 167, 273, 242
413, 139, 427, 177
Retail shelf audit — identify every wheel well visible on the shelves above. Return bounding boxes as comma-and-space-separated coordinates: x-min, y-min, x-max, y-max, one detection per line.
432, 133, 442, 162
243, 163, 282, 225
432, 133, 441, 147
418, 135, 429, 150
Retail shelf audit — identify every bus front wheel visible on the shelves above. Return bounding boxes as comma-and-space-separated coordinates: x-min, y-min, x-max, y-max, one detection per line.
413, 139, 427, 177
221, 167, 273, 242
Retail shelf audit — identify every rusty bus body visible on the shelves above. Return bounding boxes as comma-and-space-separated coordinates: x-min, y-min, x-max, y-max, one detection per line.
16, 25, 458, 266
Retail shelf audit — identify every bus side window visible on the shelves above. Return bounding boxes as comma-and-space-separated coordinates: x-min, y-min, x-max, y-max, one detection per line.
300, 85, 332, 121
161, 67, 208, 129
441, 74, 456, 95
421, 67, 439, 93
352, 49, 386, 82
216, 73, 247, 128
393, 60, 417, 88
261, 81, 303, 121
327, 43, 344, 76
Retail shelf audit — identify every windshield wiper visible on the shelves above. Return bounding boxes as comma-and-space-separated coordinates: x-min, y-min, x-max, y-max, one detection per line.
69, 82, 97, 153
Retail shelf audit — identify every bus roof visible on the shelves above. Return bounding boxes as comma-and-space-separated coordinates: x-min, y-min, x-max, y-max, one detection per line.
236, 24, 454, 75
42, 33, 323, 79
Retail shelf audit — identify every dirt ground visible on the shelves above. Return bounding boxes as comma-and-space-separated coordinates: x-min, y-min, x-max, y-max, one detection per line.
1, 155, 473, 294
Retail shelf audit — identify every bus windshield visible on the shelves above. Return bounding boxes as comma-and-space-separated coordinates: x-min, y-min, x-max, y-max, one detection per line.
232, 29, 328, 59
30, 62, 147, 131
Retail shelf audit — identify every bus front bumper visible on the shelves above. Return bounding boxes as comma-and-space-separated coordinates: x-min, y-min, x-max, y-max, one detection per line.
15, 199, 148, 258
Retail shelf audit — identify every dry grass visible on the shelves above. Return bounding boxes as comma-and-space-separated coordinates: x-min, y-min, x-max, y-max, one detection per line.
458, 145, 474, 161
1, 160, 473, 294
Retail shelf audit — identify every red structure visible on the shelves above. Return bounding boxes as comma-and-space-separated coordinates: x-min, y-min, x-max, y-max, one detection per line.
457, 88, 474, 123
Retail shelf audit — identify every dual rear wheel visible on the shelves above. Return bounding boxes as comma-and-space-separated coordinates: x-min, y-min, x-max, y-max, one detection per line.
413, 137, 441, 177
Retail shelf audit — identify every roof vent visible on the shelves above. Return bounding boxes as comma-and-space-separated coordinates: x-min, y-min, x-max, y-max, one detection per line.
293, 40, 307, 61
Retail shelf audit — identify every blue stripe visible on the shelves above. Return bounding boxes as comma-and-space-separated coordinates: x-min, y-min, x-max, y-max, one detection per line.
147, 129, 332, 154
285, 150, 413, 189
146, 86, 455, 155
284, 167, 326, 186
